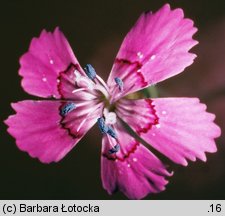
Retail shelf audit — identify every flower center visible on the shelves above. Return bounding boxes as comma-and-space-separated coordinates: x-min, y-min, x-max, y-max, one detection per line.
103, 108, 117, 125
68, 64, 120, 154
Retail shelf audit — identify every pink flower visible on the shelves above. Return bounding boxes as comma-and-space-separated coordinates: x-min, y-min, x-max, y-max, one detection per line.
5, 4, 221, 199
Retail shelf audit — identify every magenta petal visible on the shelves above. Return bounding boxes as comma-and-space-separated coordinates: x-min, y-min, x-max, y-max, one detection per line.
117, 98, 221, 166
101, 121, 171, 199
19, 27, 82, 98
107, 4, 198, 101
5, 100, 102, 163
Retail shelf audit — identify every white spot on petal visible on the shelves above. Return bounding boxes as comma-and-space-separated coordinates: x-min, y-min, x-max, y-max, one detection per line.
50, 59, 54, 64
156, 124, 161, 129
42, 77, 47, 82
152, 133, 156, 136
137, 51, 144, 59
162, 111, 167, 115
133, 158, 137, 162
57, 79, 60, 83
150, 55, 156, 60
127, 164, 131, 168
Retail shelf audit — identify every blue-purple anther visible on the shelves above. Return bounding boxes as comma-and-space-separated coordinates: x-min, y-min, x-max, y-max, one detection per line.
97, 117, 120, 154
84, 64, 96, 80
97, 117, 108, 134
107, 126, 117, 139
97, 117, 117, 138
114, 77, 123, 91
108, 143, 120, 154
60, 102, 76, 116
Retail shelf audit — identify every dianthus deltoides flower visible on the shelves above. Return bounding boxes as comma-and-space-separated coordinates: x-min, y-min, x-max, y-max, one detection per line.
5, 4, 221, 199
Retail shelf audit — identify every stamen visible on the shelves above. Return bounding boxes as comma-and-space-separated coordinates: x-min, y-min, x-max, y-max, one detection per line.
84, 64, 96, 80
74, 69, 94, 90
108, 144, 120, 154
97, 117, 108, 134
60, 102, 76, 116
97, 116, 117, 139
114, 77, 123, 91
107, 126, 117, 139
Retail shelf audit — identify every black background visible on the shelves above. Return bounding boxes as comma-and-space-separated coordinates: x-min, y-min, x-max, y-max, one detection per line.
1, 0, 225, 199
